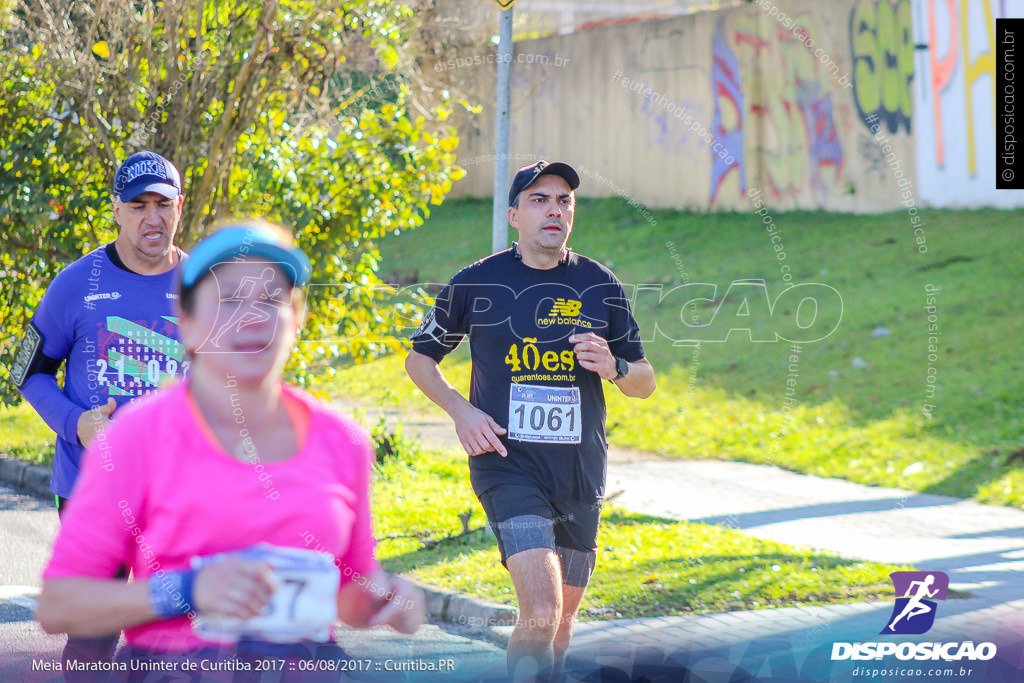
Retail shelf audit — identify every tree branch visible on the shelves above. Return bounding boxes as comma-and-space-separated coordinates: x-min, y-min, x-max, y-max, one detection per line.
184, 0, 279, 241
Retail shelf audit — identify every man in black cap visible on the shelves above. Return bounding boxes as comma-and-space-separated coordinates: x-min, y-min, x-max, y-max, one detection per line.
12, 150, 188, 677
406, 160, 655, 678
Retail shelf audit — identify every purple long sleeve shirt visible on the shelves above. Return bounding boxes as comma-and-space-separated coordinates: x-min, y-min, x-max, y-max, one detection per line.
19, 245, 187, 497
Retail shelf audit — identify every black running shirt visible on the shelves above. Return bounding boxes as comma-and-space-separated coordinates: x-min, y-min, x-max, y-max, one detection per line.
411, 247, 646, 503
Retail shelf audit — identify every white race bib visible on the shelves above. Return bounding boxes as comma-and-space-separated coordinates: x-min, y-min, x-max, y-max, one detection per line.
193, 544, 339, 644
508, 384, 582, 444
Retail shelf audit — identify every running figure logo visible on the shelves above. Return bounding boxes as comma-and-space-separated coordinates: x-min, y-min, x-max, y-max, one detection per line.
201, 264, 288, 353
881, 571, 949, 635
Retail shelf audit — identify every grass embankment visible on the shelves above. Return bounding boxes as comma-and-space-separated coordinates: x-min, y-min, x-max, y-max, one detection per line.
371, 434, 906, 619
9, 202, 1020, 504
337, 199, 1024, 507
0, 402, 55, 466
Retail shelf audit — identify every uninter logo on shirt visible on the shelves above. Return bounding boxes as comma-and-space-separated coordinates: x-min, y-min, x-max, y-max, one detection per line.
84, 291, 123, 303
538, 298, 591, 328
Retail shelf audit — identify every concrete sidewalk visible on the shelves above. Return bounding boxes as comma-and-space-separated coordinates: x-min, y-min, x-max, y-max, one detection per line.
605, 457, 1024, 605
554, 457, 1024, 681
356, 398, 1024, 602
354, 400, 1024, 681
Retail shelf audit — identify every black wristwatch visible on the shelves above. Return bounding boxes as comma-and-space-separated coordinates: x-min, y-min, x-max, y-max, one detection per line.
613, 356, 629, 381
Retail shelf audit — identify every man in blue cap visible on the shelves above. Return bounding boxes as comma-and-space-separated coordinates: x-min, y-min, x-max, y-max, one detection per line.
11, 150, 189, 677
406, 160, 656, 679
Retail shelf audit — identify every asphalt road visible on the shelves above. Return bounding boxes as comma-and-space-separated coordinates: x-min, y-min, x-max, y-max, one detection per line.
0, 486, 506, 683
0, 486, 65, 682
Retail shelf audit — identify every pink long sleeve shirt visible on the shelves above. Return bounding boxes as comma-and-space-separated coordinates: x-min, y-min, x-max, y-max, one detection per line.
44, 380, 379, 652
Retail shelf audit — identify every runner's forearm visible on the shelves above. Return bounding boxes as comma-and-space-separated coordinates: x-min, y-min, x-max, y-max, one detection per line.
404, 350, 474, 418
20, 372, 85, 445
37, 577, 156, 636
613, 359, 656, 399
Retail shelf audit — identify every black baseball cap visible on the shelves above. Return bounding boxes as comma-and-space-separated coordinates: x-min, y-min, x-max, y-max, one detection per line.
508, 160, 580, 207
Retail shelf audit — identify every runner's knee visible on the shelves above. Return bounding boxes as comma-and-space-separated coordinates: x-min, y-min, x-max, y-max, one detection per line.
516, 601, 561, 635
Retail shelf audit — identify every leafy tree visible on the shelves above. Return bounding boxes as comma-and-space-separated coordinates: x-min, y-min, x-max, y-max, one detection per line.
0, 0, 467, 404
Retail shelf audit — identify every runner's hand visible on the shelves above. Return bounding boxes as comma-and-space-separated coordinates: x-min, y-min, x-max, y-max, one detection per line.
77, 398, 116, 447
452, 404, 507, 457
193, 555, 276, 619
570, 332, 616, 380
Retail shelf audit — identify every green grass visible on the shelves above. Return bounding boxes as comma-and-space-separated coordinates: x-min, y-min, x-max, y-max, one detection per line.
0, 401, 920, 619
337, 354, 1012, 503
336, 199, 1024, 507
5, 200, 1022, 507
0, 401, 909, 619
371, 441, 907, 619
0, 402, 54, 466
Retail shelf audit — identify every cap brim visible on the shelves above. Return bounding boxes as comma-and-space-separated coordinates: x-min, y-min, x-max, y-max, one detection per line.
181, 228, 312, 291
510, 162, 581, 206
535, 162, 580, 191
210, 245, 308, 286
120, 183, 180, 203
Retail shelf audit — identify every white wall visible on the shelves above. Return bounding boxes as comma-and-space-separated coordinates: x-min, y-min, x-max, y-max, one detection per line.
913, 0, 1024, 207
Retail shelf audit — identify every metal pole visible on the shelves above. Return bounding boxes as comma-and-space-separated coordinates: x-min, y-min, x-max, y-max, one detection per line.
492, 7, 513, 254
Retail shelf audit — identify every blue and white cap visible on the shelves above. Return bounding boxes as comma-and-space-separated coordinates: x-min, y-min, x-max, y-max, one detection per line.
113, 151, 182, 202
180, 222, 312, 292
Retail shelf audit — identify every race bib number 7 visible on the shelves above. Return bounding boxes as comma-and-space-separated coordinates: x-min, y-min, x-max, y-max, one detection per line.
193, 544, 339, 644
508, 384, 582, 444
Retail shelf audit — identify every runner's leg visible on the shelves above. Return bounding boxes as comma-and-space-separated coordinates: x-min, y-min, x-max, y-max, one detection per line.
554, 584, 586, 663
551, 544, 596, 676
506, 547, 563, 680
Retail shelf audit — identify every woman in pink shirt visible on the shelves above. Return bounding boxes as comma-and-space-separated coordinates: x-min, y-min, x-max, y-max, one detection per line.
37, 220, 425, 679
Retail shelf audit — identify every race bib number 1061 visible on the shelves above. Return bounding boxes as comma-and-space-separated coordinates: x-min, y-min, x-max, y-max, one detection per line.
508, 384, 582, 444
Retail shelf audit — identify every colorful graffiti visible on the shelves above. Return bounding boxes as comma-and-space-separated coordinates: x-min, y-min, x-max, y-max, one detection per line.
850, 0, 914, 134
711, 13, 845, 203
710, 27, 746, 200
858, 131, 890, 183
927, 0, 958, 166
915, 0, 1023, 206
927, 0, 999, 175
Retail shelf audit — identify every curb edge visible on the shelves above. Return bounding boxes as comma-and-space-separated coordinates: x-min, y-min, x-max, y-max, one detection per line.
410, 578, 517, 631
0, 455, 51, 500
0, 454, 516, 643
